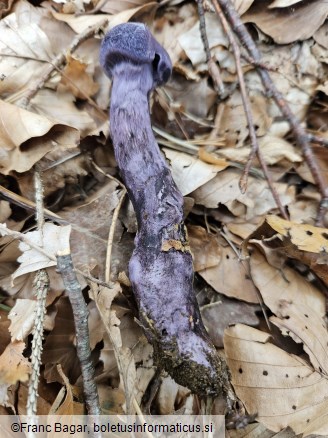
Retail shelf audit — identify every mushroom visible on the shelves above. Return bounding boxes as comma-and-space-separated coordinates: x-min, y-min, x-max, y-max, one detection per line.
100, 23, 230, 396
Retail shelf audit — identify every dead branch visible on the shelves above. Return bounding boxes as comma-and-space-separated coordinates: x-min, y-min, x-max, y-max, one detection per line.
197, 0, 225, 96
56, 251, 100, 416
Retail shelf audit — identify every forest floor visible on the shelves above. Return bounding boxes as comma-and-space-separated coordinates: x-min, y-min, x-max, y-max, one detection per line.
0, 0, 328, 436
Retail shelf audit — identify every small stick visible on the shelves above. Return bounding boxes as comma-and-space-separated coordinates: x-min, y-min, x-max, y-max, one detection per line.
307, 133, 328, 148
196, 0, 225, 96
215, 0, 328, 225
105, 188, 127, 283
56, 251, 101, 416
213, 1, 288, 219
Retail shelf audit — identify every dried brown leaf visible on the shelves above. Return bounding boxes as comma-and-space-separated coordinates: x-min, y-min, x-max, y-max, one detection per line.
269, 0, 303, 7
201, 297, 259, 347
60, 55, 99, 99
244, 0, 328, 44
0, 341, 30, 384
8, 299, 37, 341
224, 324, 328, 435
0, 100, 79, 175
30, 89, 96, 136
199, 245, 258, 303
247, 216, 328, 286
164, 148, 226, 196
53, 3, 157, 34
60, 181, 120, 277
313, 22, 328, 49
42, 297, 80, 384
49, 365, 84, 415
91, 282, 137, 413
219, 93, 272, 148
100, 0, 151, 14
192, 169, 294, 220
188, 225, 221, 271
249, 250, 325, 317
11, 223, 71, 280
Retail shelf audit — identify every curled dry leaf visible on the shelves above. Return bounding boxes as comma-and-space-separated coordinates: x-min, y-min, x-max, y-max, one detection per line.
247, 216, 328, 287
53, 3, 158, 34
224, 324, 328, 436
60, 55, 99, 99
0, 341, 31, 384
269, 0, 303, 7
243, 0, 328, 44
12, 223, 71, 280
192, 169, 294, 220
42, 297, 80, 384
215, 135, 302, 165
49, 365, 84, 415
257, 215, 328, 254
249, 250, 325, 317
163, 148, 226, 196
8, 299, 37, 341
201, 297, 260, 348
30, 89, 96, 137
187, 225, 221, 271
199, 244, 258, 303
0, 100, 79, 175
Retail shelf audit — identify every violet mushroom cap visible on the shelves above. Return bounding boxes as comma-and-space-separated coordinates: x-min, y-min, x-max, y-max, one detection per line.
99, 23, 172, 87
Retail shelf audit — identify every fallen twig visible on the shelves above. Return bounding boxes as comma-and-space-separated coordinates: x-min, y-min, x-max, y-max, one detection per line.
197, 0, 225, 96
56, 251, 100, 416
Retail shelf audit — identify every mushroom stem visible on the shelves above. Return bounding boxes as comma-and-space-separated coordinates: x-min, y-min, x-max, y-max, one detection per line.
101, 24, 231, 397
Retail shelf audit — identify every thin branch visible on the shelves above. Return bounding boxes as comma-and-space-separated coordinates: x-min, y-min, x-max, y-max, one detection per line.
197, 0, 225, 96
105, 189, 127, 283
91, 161, 129, 283
214, 0, 328, 225
213, 1, 288, 219
307, 133, 328, 148
56, 252, 100, 416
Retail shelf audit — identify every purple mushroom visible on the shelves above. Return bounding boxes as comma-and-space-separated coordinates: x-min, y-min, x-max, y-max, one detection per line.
100, 23, 230, 396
